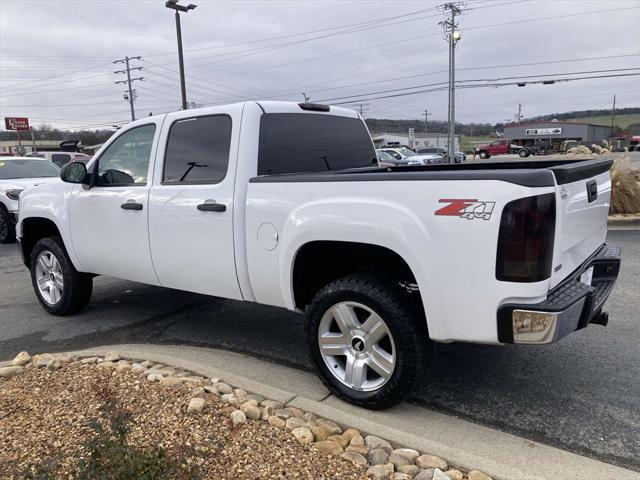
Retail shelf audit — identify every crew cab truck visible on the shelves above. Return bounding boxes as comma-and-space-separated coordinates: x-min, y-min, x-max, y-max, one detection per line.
475, 139, 538, 159
17, 101, 621, 409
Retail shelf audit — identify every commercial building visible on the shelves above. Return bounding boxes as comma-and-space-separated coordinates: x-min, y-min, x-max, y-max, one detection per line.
503, 121, 612, 149
0, 140, 63, 156
371, 132, 460, 151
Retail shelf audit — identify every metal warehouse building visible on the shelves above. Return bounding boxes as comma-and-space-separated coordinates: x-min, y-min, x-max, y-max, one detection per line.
503, 121, 612, 149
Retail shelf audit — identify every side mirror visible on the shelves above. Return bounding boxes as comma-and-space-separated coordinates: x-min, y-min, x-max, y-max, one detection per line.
60, 161, 88, 184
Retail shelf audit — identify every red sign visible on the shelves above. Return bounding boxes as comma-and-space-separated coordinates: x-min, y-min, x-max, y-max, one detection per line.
4, 117, 30, 131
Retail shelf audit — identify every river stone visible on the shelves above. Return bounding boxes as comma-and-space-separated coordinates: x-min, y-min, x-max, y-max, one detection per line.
243, 405, 262, 420
346, 435, 368, 455
245, 393, 265, 404
366, 465, 391, 480
97, 361, 116, 370
261, 405, 275, 420
147, 373, 163, 382
398, 464, 420, 477
367, 448, 390, 466
267, 415, 285, 428
32, 353, 54, 368
415, 455, 447, 470
0, 366, 24, 378
284, 406, 304, 418
291, 427, 314, 444
392, 448, 419, 464
230, 409, 247, 427
221, 394, 238, 405
340, 451, 368, 468
314, 440, 344, 456
204, 385, 221, 396
55, 354, 73, 364
140, 360, 153, 368
160, 376, 185, 389
467, 471, 492, 480
286, 417, 307, 430
11, 352, 31, 367
303, 411, 317, 423
393, 474, 412, 480
274, 409, 292, 420
261, 399, 284, 409
81, 357, 98, 364
341, 428, 361, 442
187, 397, 205, 414
312, 426, 330, 442
316, 418, 342, 435
415, 469, 435, 480
365, 435, 393, 454
104, 351, 121, 362
213, 382, 233, 394
432, 469, 449, 480
46, 359, 62, 371
444, 469, 463, 480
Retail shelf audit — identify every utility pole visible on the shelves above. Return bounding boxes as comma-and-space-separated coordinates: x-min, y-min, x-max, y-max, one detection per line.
166, 0, 197, 110
516, 102, 522, 123
610, 94, 616, 133
353, 103, 369, 118
423, 109, 431, 134
439, 2, 464, 163
114, 56, 143, 121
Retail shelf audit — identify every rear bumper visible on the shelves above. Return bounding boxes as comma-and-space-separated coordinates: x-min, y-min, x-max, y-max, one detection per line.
497, 243, 621, 344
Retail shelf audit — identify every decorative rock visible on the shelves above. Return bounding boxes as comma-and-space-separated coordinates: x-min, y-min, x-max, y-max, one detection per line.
81, 357, 98, 364
389, 449, 419, 468
140, 360, 153, 368
365, 435, 393, 454
274, 408, 292, 420
220, 406, 237, 415
151, 363, 165, 370
104, 351, 121, 362
32, 354, 54, 368
311, 426, 330, 442
187, 397, 205, 414
261, 405, 275, 420
160, 367, 178, 376
241, 399, 259, 408
147, 373, 163, 382
233, 388, 248, 397
243, 405, 262, 420
303, 411, 317, 423
367, 448, 390, 466
213, 382, 233, 394
130, 363, 145, 373
46, 359, 62, 371
160, 376, 185, 389
144, 369, 164, 377
432, 469, 449, 480
291, 427, 314, 444
366, 465, 391, 480
0, 366, 24, 378
267, 415, 285, 429
313, 440, 344, 456
55, 354, 73, 364
97, 361, 116, 370
192, 387, 205, 395
230, 409, 247, 427
204, 385, 221, 396
415, 469, 435, 480
327, 434, 351, 449
11, 352, 31, 367
341, 451, 368, 468
116, 363, 131, 373
285, 417, 307, 430
416, 455, 447, 470
444, 470, 463, 480
261, 399, 283, 409
284, 406, 304, 418
316, 418, 342, 435
245, 393, 265, 404
346, 434, 368, 455
397, 464, 420, 477
467, 471, 492, 480
342, 428, 361, 442
221, 394, 238, 405
393, 474, 411, 480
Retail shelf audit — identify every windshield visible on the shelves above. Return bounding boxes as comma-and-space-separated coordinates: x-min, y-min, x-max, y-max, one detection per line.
399, 148, 416, 157
377, 150, 395, 162
0, 159, 59, 179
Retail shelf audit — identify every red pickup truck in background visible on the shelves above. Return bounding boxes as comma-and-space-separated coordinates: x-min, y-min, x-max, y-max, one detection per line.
474, 139, 536, 159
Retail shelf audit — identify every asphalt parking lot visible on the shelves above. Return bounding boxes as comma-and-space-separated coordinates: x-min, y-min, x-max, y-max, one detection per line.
0, 230, 638, 471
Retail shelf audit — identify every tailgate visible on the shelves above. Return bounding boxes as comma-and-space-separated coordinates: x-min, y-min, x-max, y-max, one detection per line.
549, 159, 613, 288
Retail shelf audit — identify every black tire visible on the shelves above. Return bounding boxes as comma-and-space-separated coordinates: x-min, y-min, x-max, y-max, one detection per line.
518, 149, 530, 158
478, 151, 489, 159
305, 274, 430, 409
30, 236, 93, 315
0, 205, 16, 244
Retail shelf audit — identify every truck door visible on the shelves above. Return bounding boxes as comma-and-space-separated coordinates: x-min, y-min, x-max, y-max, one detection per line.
68, 122, 161, 284
148, 107, 243, 300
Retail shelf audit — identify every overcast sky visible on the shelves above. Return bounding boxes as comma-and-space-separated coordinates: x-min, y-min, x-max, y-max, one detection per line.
1, 0, 639, 131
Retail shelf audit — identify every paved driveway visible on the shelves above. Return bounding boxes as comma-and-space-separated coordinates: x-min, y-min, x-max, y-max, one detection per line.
0, 230, 638, 471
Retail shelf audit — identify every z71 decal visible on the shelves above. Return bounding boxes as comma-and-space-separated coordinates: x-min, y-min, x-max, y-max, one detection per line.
435, 199, 495, 220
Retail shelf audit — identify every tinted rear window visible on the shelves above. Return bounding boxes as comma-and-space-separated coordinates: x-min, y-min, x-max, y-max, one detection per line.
257, 113, 376, 175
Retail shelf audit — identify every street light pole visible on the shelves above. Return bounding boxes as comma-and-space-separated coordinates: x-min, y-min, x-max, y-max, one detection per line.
165, 0, 197, 110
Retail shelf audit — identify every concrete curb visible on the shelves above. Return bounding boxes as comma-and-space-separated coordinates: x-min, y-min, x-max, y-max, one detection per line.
21, 343, 637, 480
608, 215, 640, 230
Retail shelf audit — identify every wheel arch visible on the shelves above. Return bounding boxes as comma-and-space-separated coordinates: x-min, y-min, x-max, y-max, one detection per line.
20, 216, 64, 268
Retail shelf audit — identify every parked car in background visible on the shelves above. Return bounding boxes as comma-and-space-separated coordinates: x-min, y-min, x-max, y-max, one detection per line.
376, 149, 402, 167
416, 147, 466, 163
0, 157, 60, 243
474, 139, 537, 159
379, 147, 443, 165
26, 151, 91, 167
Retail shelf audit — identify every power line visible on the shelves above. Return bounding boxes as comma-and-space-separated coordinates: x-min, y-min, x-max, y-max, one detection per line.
114, 56, 143, 121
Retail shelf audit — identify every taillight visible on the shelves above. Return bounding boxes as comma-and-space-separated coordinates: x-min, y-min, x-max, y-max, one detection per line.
496, 193, 555, 282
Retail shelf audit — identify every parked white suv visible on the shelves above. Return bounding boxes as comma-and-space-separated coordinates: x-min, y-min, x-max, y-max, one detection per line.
379, 147, 443, 165
17, 101, 620, 408
26, 151, 91, 167
0, 157, 60, 243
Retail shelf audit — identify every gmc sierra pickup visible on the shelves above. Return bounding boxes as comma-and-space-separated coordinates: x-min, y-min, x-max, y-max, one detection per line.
17, 101, 621, 408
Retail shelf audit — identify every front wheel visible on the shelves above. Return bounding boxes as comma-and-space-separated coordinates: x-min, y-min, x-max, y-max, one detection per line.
305, 274, 429, 409
478, 151, 489, 159
30, 236, 93, 315
518, 149, 530, 158
0, 206, 16, 244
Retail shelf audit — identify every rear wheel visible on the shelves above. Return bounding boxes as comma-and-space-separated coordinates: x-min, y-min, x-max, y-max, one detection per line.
518, 148, 530, 158
0, 206, 15, 244
478, 150, 489, 159
305, 274, 429, 409
30, 236, 93, 315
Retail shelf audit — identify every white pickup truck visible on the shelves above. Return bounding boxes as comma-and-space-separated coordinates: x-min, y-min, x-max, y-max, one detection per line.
17, 101, 621, 408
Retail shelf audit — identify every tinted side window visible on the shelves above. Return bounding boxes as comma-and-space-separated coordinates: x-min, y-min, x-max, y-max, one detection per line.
258, 113, 377, 175
163, 115, 232, 184
51, 153, 71, 167
96, 124, 156, 186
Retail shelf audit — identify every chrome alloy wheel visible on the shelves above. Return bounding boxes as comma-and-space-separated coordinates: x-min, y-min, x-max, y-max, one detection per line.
35, 250, 64, 305
318, 301, 396, 392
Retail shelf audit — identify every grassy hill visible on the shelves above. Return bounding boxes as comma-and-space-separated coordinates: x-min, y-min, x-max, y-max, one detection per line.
563, 113, 640, 130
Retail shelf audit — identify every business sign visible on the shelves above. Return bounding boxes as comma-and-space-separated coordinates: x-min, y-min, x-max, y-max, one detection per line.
4, 117, 30, 131
525, 127, 562, 136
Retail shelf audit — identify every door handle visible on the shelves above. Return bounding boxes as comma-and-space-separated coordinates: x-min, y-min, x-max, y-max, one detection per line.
197, 201, 226, 212
121, 201, 143, 211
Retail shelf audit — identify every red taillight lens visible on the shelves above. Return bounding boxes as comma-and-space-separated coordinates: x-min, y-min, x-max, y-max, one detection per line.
496, 193, 555, 282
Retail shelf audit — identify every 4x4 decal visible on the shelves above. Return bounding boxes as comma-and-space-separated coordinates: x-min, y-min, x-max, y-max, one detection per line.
435, 199, 495, 220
